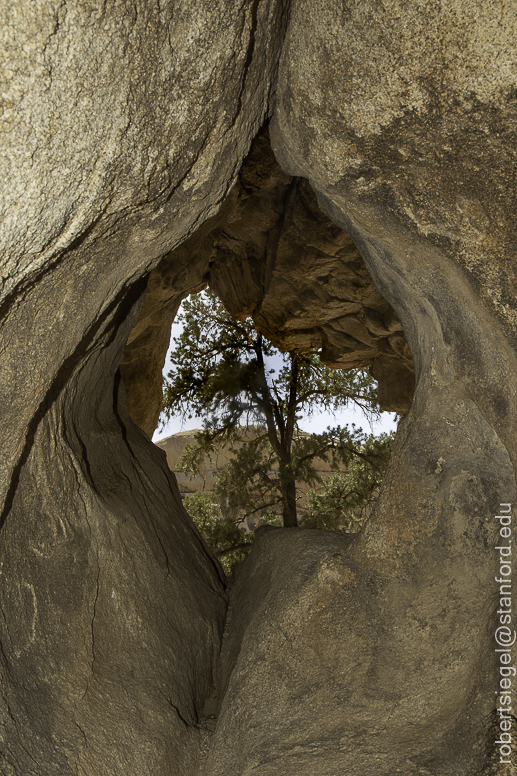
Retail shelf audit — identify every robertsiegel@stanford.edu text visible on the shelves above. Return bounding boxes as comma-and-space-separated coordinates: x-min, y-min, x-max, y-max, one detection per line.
495, 503, 514, 766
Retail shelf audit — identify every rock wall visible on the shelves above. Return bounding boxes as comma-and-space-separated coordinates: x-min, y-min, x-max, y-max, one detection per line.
121, 128, 414, 437
0, 1, 288, 773
1, 2, 516, 775
257, 2, 517, 773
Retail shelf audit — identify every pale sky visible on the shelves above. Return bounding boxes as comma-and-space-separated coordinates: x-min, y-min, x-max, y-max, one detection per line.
151, 318, 398, 443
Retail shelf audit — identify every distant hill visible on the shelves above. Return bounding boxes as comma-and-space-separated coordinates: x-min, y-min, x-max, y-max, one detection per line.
156, 427, 349, 527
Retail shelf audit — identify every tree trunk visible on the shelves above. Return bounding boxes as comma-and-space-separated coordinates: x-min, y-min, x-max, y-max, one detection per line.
281, 476, 298, 528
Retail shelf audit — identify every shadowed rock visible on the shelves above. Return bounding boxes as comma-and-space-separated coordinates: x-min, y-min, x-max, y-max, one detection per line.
1, 1, 516, 775
0, 1, 288, 773
121, 130, 414, 436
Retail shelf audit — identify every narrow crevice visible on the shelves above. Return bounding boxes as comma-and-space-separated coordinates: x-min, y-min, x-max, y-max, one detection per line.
0, 203, 109, 329
0, 277, 147, 532
227, 0, 261, 131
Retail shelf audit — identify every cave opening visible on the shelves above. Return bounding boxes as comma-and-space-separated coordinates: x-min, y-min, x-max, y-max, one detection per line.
109, 121, 514, 776
0, 109, 512, 776
2, 1, 517, 772
119, 128, 416, 441
116, 127, 416, 571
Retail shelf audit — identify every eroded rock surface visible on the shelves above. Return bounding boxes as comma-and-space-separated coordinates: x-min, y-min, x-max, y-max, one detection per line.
227, 1, 515, 773
204, 411, 514, 775
0, 1, 516, 775
0, 1, 288, 773
122, 130, 414, 436
204, 516, 509, 775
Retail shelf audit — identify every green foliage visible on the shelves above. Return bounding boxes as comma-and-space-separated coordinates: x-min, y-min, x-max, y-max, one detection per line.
182, 492, 253, 577
162, 289, 395, 554
161, 291, 273, 431
183, 426, 393, 576
199, 424, 394, 528
302, 432, 394, 531
161, 291, 379, 435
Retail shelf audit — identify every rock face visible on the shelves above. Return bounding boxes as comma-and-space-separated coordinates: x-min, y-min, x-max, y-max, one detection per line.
121, 129, 415, 436
257, 2, 517, 773
0, 1, 288, 773
1, 2, 516, 776
204, 526, 499, 776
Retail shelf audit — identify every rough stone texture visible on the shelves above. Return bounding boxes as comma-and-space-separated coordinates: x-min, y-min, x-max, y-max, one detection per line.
202, 1, 517, 773
1, 1, 516, 775
0, 0, 289, 517
204, 418, 515, 775
119, 247, 210, 438
121, 130, 414, 436
0, 329, 227, 775
0, 1, 289, 773
210, 161, 415, 383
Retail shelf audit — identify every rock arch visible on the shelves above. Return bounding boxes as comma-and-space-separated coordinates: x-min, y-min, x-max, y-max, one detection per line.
0, 2, 515, 774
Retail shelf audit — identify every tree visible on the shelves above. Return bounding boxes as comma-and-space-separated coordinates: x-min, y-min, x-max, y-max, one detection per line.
181, 492, 253, 577
302, 431, 393, 532
161, 290, 393, 531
